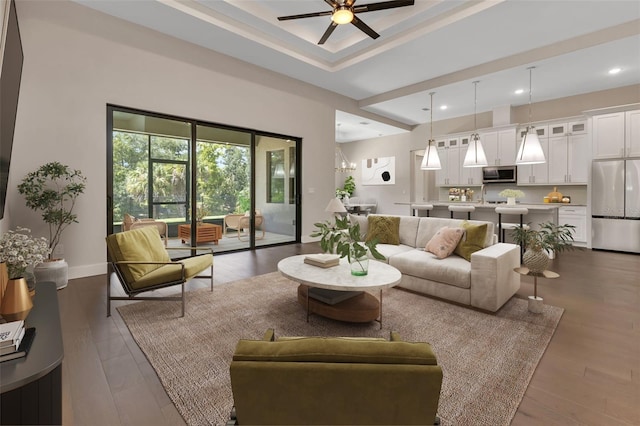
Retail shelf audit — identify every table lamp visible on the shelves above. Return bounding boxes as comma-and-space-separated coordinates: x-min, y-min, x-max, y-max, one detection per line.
325, 197, 347, 219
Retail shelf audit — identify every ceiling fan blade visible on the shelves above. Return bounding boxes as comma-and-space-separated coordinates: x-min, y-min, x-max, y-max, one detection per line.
278, 10, 332, 21
324, 0, 340, 8
354, 0, 414, 13
351, 15, 379, 39
318, 22, 338, 44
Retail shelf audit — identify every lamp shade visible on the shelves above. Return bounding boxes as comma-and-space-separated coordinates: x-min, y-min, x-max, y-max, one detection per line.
463, 135, 488, 167
420, 142, 441, 170
516, 128, 546, 165
325, 197, 347, 214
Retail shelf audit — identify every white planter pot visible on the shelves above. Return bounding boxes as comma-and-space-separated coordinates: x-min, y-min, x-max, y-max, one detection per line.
528, 296, 544, 314
34, 259, 68, 290
507, 197, 516, 206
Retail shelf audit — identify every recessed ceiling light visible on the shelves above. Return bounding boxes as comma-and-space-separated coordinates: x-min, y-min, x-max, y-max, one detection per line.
440, 105, 447, 110
608, 67, 622, 75
514, 89, 525, 95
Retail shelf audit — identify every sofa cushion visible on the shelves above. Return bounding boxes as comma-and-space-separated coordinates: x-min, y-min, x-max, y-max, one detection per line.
389, 249, 471, 289
374, 243, 415, 262
454, 221, 488, 261
425, 227, 465, 259
416, 218, 494, 249
366, 216, 400, 245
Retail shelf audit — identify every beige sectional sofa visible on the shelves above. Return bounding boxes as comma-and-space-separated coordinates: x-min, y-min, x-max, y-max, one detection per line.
349, 214, 521, 312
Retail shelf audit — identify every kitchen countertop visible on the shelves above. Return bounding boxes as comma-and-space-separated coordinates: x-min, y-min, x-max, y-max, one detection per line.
414, 202, 582, 210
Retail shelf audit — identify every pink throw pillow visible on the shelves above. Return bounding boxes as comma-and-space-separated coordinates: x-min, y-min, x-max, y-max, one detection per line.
425, 227, 465, 259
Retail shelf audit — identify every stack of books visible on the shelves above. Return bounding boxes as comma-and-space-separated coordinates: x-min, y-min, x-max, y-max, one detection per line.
0, 320, 36, 362
304, 253, 340, 268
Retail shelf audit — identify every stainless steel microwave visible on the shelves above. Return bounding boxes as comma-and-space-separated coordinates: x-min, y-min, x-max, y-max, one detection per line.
482, 166, 517, 184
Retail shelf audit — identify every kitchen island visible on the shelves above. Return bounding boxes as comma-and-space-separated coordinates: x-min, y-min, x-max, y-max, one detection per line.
410, 202, 564, 233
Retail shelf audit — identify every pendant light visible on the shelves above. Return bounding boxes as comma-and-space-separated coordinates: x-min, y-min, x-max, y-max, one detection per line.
420, 92, 441, 170
516, 66, 546, 165
463, 81, 488, 167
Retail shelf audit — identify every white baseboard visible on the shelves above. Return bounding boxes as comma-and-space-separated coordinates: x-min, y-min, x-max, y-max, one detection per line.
69, 263, 108, 280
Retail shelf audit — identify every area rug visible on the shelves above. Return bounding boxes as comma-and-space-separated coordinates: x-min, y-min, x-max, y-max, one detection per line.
117, 272, 563, 426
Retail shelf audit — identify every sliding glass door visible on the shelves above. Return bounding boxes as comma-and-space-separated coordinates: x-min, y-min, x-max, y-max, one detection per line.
107, 106, 300, 253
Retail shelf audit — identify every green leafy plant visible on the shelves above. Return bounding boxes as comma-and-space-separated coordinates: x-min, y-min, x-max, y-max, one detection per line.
311, 216, 385, 267
18, 162, 86, 259
342, 175, 356, 196
510, 221, 576, 253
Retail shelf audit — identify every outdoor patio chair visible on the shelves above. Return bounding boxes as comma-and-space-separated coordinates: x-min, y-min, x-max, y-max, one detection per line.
105, 226, 214, 317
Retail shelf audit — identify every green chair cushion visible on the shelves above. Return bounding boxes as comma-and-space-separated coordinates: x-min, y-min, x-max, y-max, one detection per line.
233, 336, 438, 365
126, 253, 212, 290
106, 226, 170, 282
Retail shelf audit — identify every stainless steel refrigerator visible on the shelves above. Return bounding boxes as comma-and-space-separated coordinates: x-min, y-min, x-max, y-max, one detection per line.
592, 159, 640, 253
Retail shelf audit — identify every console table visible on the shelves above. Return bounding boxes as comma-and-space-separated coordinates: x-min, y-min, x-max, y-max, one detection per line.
1, 282, 63, 425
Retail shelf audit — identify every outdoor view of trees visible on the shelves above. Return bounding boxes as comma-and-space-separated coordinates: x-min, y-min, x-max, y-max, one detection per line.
112, 131, 250, 224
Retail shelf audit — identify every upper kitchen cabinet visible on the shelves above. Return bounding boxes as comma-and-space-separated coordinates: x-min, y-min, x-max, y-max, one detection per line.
592, 112, 626, 159
481, 126, 517, 166
435, 137, 461, 186
626, 110, 640, 158
548, 119, 588, 185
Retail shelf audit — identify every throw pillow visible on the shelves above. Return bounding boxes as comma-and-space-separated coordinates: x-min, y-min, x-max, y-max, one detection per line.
454, 221, 488, 261
365, 216, 400, 245
425, 227, 465, 259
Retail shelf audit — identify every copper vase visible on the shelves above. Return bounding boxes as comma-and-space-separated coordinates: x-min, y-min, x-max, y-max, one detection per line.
0, 277, 33, 321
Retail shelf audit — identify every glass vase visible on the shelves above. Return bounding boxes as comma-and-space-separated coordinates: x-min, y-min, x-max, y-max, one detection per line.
350, 252, 369, 276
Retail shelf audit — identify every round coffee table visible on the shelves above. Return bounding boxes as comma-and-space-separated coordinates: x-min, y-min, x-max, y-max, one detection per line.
277, 255, 401, 328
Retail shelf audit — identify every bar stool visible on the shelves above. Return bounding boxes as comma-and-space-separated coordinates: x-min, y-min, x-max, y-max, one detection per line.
411, 203, 433, 217
495, 206, 529, 263
448, 205, 475, 220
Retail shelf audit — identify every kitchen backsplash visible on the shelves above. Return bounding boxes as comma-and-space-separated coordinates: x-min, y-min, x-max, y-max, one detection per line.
438, 184, 587, 205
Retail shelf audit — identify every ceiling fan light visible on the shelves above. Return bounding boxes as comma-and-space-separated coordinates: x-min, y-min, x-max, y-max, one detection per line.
420, 141, 441, 170
463, 135, 488, 167
516, 128, 546, 165
332, 8, 354, 24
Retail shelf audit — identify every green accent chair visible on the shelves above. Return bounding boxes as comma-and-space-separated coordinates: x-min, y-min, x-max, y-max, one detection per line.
228, 329, 443, 425
105, 226, 213, 317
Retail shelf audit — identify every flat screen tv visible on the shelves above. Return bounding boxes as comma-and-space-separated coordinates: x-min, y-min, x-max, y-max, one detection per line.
0, 0, 23, 219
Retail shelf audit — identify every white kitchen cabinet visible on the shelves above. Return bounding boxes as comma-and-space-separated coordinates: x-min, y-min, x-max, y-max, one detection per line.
626, 110, 640, 157
548, 133, 589, 184
558, 206, 587, 244
481, 127, 517, 166
517, 137, 549, 184
435, 138, 460, 186
593, 112, 625, 159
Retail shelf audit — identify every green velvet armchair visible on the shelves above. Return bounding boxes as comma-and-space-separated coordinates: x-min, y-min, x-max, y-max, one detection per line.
228, 329, 443, 425
105, 226, 213, 317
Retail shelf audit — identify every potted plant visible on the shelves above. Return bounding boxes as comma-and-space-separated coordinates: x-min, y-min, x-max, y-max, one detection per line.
0, 227, 49, 318
17, 162, 86, 289
311, 216, 384, 276
499, 188, 525, 205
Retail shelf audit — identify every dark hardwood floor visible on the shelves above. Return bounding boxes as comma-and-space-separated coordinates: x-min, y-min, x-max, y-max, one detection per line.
57, 244, 639, 425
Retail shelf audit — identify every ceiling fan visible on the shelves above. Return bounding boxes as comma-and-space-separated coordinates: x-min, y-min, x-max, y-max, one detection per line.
277, 0, 415, 45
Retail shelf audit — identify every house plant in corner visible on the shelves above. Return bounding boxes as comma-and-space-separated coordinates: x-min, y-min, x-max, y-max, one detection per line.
17, 162, 86, 290
511, 221, 576, 310
311, 216, 384, 276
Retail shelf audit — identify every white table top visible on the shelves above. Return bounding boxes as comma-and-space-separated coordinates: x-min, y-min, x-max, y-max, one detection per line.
277, 255, 401, 291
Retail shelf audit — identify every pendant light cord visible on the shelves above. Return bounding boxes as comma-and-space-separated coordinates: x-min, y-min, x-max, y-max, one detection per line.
429, 92, 434, 143
527, 66, 535, 125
